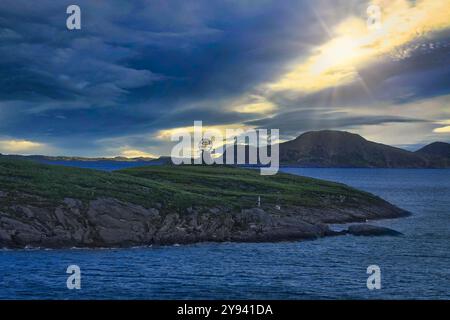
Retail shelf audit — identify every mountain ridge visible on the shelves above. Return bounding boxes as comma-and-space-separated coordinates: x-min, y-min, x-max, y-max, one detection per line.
1, 130, 449, 168
221, 130, 450, 168
415, 141, 450, 160
278, 130, 450, 168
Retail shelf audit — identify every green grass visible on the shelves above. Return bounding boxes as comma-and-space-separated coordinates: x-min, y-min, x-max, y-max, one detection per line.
0, 158, 377, 211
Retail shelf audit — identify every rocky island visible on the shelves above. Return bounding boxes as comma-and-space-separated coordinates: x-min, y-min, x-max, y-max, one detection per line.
0, 158, 408, 248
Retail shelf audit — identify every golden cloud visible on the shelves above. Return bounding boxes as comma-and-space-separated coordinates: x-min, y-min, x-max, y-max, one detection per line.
0, 139, 43, 153
267, 0, 450, 93
433, 126, 450, 133
120, 149, 157, 158
230, 95, 277, 114
433, 120, 450, 133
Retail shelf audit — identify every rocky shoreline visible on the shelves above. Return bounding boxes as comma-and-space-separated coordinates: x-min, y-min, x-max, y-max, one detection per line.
0, 159, 410, 249
0, 195, 409, 249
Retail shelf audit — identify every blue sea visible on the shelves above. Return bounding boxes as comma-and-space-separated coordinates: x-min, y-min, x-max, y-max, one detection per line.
1, 164, 449, 299
36, 159, 162, 171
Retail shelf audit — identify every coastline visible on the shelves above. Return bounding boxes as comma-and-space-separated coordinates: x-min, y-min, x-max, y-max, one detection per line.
0, 159, 410, 250
0, 197, 409, 250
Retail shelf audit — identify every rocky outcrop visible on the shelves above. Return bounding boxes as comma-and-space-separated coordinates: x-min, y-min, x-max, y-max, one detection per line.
346, 224, 403, 236
0, 193, 408, 248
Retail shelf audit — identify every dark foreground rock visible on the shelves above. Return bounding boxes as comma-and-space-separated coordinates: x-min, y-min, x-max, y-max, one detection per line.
346, 224, 403, 236
0, 194, 408, 248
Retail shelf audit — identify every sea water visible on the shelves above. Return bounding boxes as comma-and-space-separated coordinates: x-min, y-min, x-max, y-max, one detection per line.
0, 166, 449, 299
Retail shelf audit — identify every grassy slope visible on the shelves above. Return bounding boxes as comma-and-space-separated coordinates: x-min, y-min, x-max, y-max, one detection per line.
0, 158, 378, 210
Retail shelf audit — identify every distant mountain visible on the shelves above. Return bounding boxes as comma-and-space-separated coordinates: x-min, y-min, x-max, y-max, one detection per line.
415, 142, 450, 160
278, 130, 448, 168
0, 154, 157, 162
218, 130, 443, 168
2, 131, 450, 168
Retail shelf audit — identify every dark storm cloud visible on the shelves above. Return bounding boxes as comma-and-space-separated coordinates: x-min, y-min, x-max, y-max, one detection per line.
246, 109, 427, 138
0, 0, 449, 155
0, 0, 336, 154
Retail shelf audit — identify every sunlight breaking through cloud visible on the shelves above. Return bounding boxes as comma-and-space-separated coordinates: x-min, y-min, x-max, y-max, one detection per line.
267, 0, 450, 93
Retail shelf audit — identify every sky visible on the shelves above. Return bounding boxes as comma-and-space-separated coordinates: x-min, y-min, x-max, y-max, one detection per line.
0, 0, 449, 157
